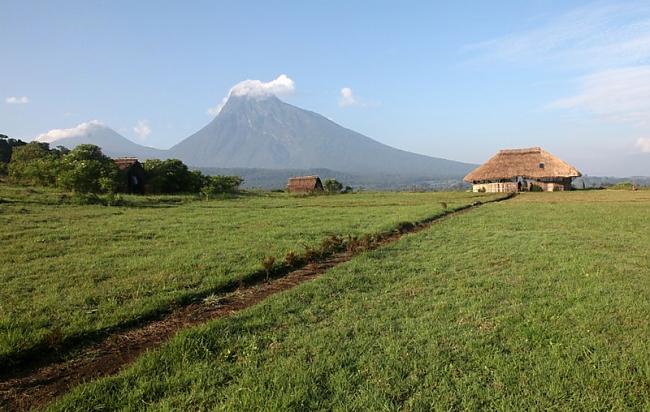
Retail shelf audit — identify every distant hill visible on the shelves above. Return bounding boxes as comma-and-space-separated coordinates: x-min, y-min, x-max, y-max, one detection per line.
169, 94, 475, 177
195, 167, 469, 190
35, 121, 165, 159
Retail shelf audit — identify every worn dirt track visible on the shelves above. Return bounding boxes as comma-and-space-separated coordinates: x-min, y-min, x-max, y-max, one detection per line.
0, 194, 513, 411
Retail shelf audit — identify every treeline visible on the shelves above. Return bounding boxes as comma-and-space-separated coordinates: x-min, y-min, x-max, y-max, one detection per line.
0, 135, 242, 196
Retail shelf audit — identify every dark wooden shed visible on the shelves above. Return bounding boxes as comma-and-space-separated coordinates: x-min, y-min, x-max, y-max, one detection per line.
114, 157, 146, 194
287, 176, 323, 193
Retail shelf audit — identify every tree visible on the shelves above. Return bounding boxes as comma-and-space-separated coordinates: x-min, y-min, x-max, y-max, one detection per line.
0, 134, 28, 166
143, 159, 204, 194
8, 142, 61, 185
57, 144, 119, 193
200, 175, 244, 199
323, 178, 343, 194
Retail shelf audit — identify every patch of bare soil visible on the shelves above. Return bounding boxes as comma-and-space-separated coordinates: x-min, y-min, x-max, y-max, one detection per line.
0, 194, 513, 411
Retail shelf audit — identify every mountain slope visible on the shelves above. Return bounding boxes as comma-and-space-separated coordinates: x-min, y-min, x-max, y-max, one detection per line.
36, 121, 165, 159
169, 95, 474, 177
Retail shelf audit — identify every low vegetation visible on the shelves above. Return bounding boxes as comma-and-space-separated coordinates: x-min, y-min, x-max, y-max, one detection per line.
0, 136, 243, 197
0, 184, 494, 365
48, 190, 650, 410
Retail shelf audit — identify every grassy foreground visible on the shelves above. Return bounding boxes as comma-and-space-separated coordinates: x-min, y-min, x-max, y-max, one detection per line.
49, 190, 650, 411
0, 184, 495, 365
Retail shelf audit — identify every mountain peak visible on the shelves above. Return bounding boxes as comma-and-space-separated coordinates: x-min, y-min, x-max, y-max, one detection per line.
170, 95, 475, 177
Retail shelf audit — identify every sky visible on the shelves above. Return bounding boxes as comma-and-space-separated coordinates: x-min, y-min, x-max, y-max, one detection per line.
2, 0, 650, 176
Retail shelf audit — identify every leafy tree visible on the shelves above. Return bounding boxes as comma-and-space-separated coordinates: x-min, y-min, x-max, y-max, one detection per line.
323, 178, 344, 194
8, 142, 61, 185
57, 144, 119, 193
200, 175, 244, 199
0, 134, 28, 165
143, 159, 205, 194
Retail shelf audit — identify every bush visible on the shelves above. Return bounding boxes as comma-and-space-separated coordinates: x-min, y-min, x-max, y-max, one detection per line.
57, 145, 120, 193
323, 178, 344, 194
200, 175, 243, 199
8, 142, 61, 186
530, 184, 544, 192
143, 159, 205, 194
0, 134, 27, 164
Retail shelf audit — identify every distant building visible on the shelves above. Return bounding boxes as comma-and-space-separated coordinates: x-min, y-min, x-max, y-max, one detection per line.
464, 147, 581, 193
287, 176, 324, 193
114, 157, 145, 194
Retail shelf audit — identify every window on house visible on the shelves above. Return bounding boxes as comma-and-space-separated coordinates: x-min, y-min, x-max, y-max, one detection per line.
539, 162, 545, 169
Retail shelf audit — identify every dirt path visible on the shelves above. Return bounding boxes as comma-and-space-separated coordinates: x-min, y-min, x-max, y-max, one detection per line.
0, 194, 513, 411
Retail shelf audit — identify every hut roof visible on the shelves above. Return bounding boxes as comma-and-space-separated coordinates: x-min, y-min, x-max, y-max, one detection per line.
287, 175, 323, 192
464, 147, 581, 183
113, 157, 141, 171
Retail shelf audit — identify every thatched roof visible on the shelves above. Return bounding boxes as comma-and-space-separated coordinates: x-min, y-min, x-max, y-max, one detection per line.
287, 175, 323, 192
113, 157, 141, 171
464, 147, 581, 183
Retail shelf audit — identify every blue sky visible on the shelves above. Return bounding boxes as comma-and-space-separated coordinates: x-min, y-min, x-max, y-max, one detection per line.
2, 0, 649, 176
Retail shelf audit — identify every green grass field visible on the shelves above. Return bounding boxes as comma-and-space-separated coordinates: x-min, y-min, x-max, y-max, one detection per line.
0, 184, 496, 365
47, 190, 650, 411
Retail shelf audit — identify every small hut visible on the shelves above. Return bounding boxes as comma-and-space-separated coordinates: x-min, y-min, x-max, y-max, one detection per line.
464, 147, 581, 193
287, 176, 323, 193
114, 157, 146, 194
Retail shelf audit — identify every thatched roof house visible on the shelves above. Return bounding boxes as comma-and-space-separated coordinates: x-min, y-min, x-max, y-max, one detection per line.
114, 157, 145, 194
464, 147, 581, 193
287, 176, 323, 193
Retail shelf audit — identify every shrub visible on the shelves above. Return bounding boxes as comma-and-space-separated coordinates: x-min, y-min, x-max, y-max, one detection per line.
57, 145, 119, 193
530, 184, 544, 192
320, 235, 344, 254
143, 159, 204, 194
200, 175, 244, 199
283, 251, 302, 268
261, 256, 276, 281
8, 142, 61, 186
323, 178, 344, 194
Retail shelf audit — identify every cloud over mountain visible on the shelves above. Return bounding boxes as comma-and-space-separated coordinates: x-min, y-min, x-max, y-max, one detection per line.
208, 74, 295, 116
36, 120, 104, 143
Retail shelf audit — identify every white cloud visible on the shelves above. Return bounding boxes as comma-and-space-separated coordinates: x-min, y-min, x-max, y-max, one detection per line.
339, 87, 358, 107
636, 137, 650, 152
208, 74, 295, 116
133, 120, 151, 141
466, 3, 650, 68
5, 96, 29, 104
548, 66, 650, 124
36, 120, 104, 143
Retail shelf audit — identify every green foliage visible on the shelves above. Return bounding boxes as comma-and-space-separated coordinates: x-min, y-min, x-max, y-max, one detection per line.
57, 144, 120, 193
8, 142, 61, 186
200, 175, 243, 199
0, 134, 27, 164
529, 184, 544, 192
143, 159, 204, 194
323, 178, 344, 193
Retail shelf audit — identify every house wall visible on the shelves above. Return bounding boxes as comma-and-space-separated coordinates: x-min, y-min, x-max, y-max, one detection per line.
474, 178, 572, 193
528, 178, 572, 192
472, 182, 517, 193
